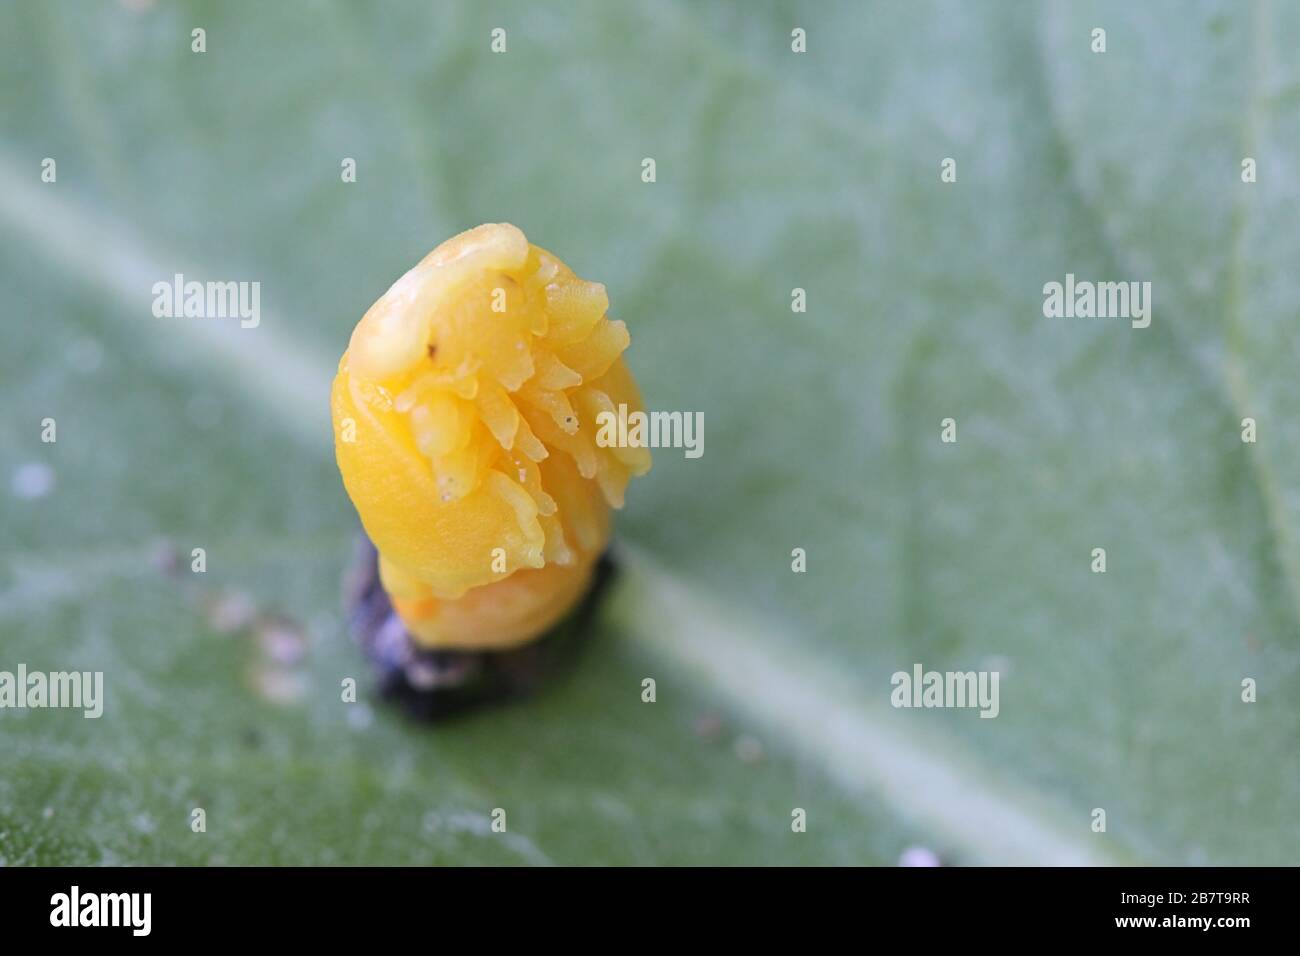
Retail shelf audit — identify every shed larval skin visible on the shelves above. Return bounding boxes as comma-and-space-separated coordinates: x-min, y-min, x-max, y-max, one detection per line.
331, 223, 651, 649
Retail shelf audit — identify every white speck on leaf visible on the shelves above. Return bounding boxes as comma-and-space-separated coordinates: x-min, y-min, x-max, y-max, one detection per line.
899, 845, 941, 867
11, 462, 55, 500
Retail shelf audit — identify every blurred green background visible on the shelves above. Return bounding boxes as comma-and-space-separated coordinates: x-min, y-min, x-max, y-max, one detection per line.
1, 0, 1297, 865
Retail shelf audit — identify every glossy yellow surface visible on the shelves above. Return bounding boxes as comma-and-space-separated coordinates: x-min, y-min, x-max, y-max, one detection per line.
332, 224, 650, 648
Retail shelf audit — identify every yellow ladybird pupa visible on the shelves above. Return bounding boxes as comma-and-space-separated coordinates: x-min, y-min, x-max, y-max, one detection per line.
332, 223, 651, 650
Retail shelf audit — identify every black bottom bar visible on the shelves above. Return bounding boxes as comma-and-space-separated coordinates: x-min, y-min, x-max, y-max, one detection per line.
0, 866, 1284, 941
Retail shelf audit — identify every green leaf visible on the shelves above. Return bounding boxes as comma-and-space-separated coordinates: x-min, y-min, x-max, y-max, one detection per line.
1, 0, 1294, 864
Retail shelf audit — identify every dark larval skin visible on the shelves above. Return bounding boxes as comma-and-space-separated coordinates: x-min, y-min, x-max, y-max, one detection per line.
344, 534, 614, 720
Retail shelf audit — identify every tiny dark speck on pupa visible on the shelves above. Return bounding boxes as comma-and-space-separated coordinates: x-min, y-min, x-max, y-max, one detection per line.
427, 344, 437, 359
